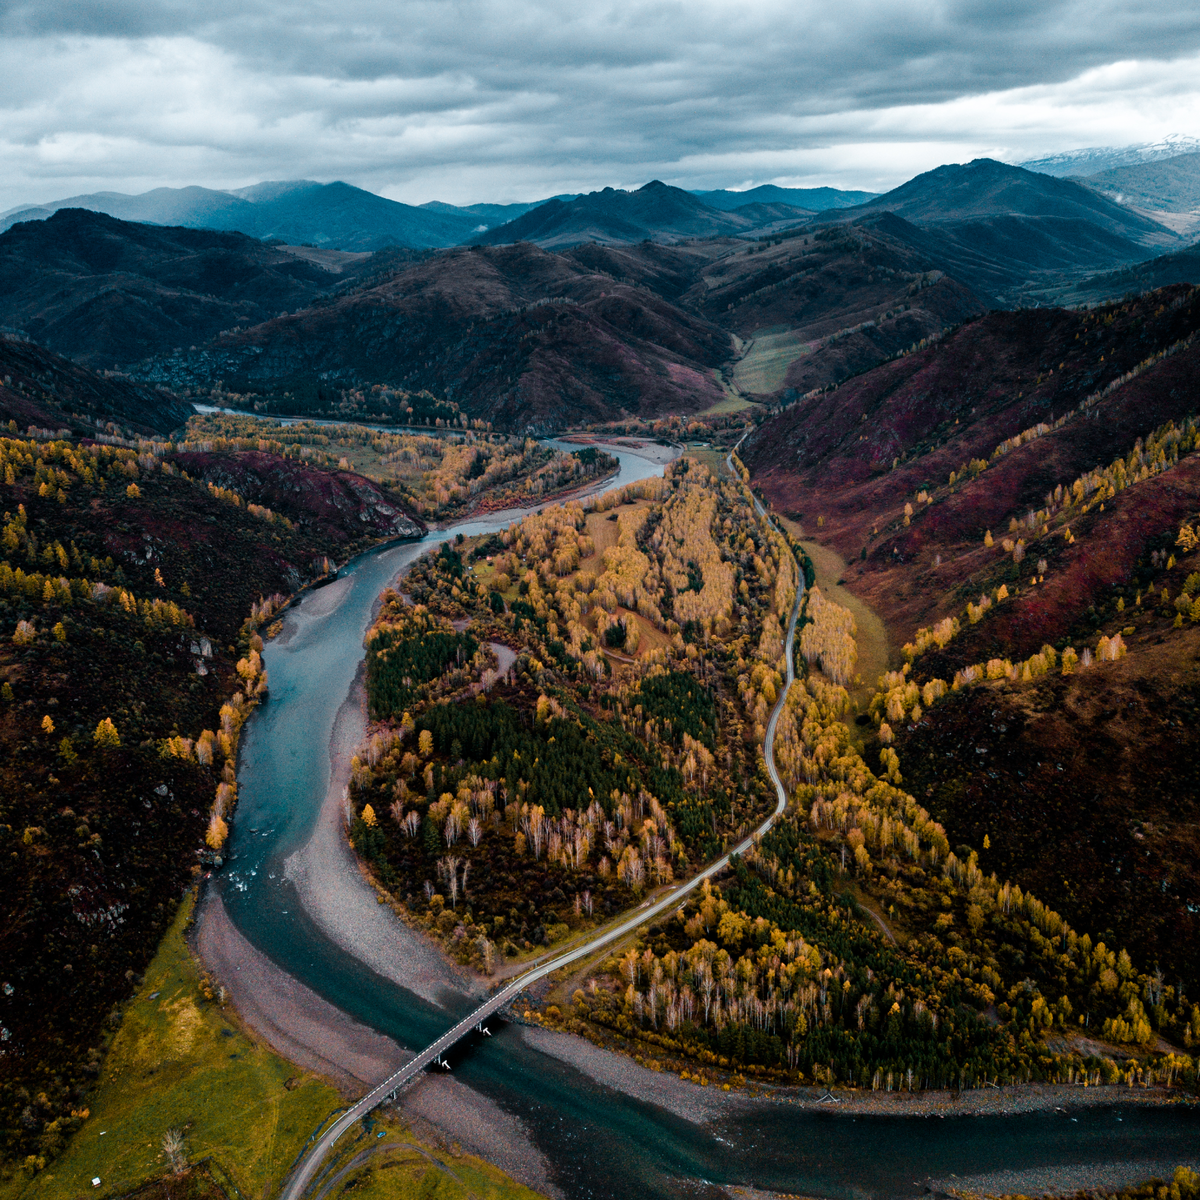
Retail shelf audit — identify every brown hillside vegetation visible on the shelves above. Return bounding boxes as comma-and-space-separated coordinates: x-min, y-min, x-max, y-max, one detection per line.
745, 283, 1200, 640
1, 335, 193, 437
682, 215, 987, 398
146, 217, 994, 429
743, 282, 1200, 1000
144, 241, 734, 432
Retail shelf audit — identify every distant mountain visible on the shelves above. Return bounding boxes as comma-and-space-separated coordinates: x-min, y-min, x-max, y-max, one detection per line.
850, 159, 1173, 240
469, 181, 814, 249
1018, 135, 1200, 178
692, 185, 877, 212
818, 159, 1179, 304
0, 208, 352, 367
419, 199, 554, 227
0, 185, 256, 233
1071, 152, 1200, 221
0, 181, 484, 250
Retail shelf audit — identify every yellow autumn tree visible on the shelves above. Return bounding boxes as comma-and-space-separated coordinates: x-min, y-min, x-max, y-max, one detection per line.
206, 814, 229, 849
93, 717, 121, 748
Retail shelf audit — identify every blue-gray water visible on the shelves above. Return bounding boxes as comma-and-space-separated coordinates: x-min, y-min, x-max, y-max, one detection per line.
217, 444, 1198, 1199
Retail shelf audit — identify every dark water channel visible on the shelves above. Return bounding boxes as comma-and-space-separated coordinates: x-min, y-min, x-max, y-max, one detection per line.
216, 445, 1198, 1199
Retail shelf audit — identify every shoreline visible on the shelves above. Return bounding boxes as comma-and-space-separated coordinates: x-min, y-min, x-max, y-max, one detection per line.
197, 568, 558, 1194
426, 434, 679, 531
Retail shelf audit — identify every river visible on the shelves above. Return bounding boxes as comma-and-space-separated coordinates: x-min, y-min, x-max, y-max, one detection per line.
213, 441, 1198, 1200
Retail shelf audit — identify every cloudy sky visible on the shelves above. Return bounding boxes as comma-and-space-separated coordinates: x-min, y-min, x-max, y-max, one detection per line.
1, 0, 1199, 209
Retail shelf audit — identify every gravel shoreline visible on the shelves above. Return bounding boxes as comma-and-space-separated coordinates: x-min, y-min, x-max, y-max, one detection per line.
281, 664, 474, 1010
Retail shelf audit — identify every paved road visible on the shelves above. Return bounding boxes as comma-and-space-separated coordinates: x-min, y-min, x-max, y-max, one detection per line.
279, 440, 802, 1200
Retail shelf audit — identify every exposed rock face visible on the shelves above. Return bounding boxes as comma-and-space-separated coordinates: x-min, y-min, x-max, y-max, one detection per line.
171, 450, 425, 543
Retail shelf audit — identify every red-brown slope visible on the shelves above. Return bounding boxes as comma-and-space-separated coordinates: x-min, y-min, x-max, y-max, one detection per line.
1, 334, 193, 436
169, 450, 424, 544
141, 242, 731, 432
688, 217, 984, 339
745, 285, 1200, 639
679, 215, 988, 399
744, 282, 1200, 998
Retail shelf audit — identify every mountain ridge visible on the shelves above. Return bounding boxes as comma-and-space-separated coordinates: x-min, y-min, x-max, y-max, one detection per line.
0, 180, 484, 250
468, 180, 816, 249
1018, 134, 1200, 178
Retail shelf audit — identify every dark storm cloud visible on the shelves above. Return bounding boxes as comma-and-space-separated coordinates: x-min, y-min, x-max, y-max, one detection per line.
1, 0, 1199, 206
9, 0, 1199, 100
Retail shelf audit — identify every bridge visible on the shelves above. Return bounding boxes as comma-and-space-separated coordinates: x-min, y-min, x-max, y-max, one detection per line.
280, 439, 800, 1200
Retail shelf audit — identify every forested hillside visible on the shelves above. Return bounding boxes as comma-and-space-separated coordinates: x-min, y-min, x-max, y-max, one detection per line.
348, 461, 799, 956
737, 282, 1200, 1054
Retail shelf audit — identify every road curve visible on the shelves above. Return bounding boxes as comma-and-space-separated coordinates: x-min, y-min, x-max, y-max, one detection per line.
278, 439, 802, 1200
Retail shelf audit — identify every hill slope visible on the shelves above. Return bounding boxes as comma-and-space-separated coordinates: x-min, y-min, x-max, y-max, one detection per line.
138, 241, 736, 431
0, 335, 193, 437
742, 283, 1200, 991
1057, 241, 1200, 307
0, 209, 346, 367
124, 217, 995, 424
680, 215, 989, 396
1075, 152, 1200, 214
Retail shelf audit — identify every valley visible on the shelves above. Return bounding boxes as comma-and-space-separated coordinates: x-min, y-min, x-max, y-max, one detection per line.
2, 142, 1200, 1200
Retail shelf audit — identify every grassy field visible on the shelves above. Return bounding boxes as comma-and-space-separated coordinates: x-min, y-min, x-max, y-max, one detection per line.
696, 381, 760, 416
2, 894, 542, 1200
730, 329, 810, 395
680, 448, 730, 478
777, 518, 892, 710
298, 1119, 545, 1200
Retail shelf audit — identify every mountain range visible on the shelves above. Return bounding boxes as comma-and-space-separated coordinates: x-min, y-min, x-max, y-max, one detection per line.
468, 181, 819, 249
0, 181, 484, 251
691, 185, 877, 211
1, 156, 1197, 432
1017, 134, 1200, 177
1066, 152, 1200, 239
0, 178, 873, 251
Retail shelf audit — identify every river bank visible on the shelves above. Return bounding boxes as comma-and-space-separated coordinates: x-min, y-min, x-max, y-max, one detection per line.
419, 435, 677, 533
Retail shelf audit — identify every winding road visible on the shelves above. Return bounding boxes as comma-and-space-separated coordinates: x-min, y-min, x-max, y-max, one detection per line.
279, 439, 803, 1200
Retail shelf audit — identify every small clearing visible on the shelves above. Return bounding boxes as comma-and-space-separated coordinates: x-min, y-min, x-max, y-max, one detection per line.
732, 327, 811, 396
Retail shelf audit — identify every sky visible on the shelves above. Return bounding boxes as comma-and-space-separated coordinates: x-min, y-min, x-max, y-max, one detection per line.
1, 0, 1199, 210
